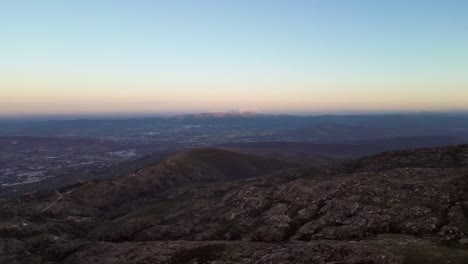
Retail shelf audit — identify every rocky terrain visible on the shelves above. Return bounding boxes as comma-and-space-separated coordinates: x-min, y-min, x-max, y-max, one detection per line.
1, 146, 468, 263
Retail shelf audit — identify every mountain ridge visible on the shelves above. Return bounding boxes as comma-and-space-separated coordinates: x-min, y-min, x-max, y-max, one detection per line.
1, 145, 468, 263
44, 148, 298, 212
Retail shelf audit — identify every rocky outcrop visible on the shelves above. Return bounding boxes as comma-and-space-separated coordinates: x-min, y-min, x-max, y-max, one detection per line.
79, 167, 466, 244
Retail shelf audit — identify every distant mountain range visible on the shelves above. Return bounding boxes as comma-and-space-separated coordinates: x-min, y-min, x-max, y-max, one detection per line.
174, 110, 268, 119
2, 112, 468, 140
221, 135, 467, 159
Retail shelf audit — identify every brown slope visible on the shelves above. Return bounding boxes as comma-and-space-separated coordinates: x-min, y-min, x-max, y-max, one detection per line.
351, 144, 468, 173
80, 146, 468, 244
50, 148, 298, 212
3, 145, 468, 264
86, 167, 468, 242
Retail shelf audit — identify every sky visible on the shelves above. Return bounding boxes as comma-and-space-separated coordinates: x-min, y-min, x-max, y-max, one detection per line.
1, 0, 468, 117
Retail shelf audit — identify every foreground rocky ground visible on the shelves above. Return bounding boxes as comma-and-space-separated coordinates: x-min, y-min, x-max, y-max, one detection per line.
1, 146, 468, 263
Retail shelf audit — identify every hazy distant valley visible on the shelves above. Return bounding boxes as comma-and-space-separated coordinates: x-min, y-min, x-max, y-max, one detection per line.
1, 113, 468, 196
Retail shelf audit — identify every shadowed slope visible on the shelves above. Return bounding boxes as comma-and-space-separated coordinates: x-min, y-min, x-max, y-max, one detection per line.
52, 148, 298, 211
352, 144, 468, 172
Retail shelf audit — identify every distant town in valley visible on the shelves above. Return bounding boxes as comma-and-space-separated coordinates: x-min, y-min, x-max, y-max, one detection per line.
1, 112, 468, 196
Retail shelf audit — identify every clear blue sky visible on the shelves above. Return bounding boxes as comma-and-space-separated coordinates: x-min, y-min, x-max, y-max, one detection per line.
1, 0, 468, 116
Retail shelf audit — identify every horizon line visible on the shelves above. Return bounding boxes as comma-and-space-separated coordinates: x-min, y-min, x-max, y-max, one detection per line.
2, 110, 468, 121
